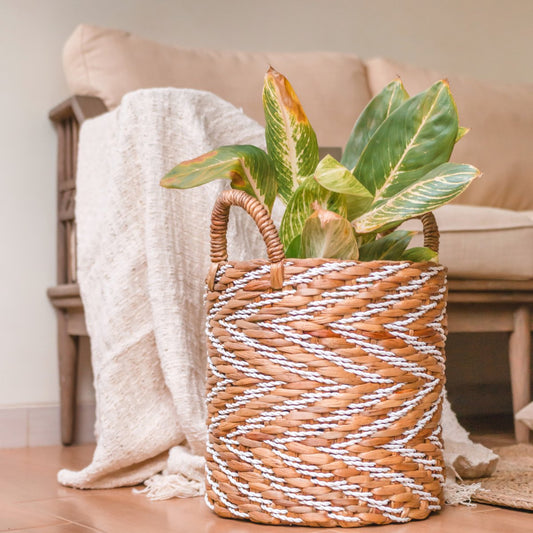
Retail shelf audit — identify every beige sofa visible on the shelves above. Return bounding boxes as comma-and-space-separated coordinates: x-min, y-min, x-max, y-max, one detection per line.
48, 24, 533, 444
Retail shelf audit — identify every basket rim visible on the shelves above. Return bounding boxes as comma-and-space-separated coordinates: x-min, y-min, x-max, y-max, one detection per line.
213, 257, 447, 269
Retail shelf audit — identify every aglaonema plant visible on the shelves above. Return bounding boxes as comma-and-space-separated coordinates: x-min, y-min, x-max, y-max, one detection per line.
161, 67, 481, 262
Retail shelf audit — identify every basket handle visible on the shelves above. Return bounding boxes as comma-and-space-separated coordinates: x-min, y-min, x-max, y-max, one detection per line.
417, 212, 440, 254
207, 190, 285, 290
380, 212, 440, 253
207, 190, 440, 290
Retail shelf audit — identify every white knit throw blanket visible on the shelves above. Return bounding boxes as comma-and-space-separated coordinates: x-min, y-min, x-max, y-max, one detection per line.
58, 88, 497, 501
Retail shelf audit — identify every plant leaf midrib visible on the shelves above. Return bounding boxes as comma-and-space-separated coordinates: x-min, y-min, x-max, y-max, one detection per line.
372, 84, 445, 203
161, 68, 480, 262
240, 157, 266, 205
264, 76, 304, 195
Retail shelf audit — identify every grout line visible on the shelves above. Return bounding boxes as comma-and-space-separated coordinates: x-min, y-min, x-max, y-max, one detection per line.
5, 522, 102, 532
55, 516, 105, 532
12, 500, 104, 532
3, 515, 69, 531
62, 518, 106, 532
69, 519, 105, 532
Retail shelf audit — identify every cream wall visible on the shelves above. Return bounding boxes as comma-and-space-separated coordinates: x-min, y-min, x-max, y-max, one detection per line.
1, 0, 532, 408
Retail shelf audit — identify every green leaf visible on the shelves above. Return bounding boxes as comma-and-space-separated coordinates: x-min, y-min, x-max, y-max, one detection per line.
354, 80, 459, 201
314, 155, 373, 219
263, 67, 319, 203
358, 230, 415, 261
341, 79, 409, 171
326, 192, 348, 218
285, 234, 302, 258
301, 204, 359, 259
357, 231, 379, 247
456, 126, 470, 142
279, 175, 338, 249
353, 162, 481, 233
161, 145, 277, 211
402, 247, 438, 262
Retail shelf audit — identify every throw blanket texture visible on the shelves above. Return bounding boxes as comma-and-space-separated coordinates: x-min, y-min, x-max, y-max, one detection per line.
58, 88, 497, 500
58, 89, 271, 494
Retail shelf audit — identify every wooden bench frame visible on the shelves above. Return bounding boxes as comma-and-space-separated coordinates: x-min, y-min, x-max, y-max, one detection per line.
47, 96, 532, 445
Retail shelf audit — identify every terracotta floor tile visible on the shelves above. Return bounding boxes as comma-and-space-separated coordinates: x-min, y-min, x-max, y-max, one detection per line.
2, 444, 533, 533
0, 501, 66, 531
13, 524, 102, 533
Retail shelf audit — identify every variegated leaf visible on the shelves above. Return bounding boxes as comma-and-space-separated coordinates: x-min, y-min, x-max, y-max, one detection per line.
358, 230, 415, 261
341, 79, 409, 171
402, 247, 438, 262
354, 81, 459, 201
326, 192, 348, 219
279, 175, 346, 250
353, 163, 481, 233
161, 145, 277, 211
456, 126, 470, 142
263, 67, 319, 203
279, 175, 332, 249
314, 154, 373, 219
285, 234, 302, 258
301, 204, 359, 259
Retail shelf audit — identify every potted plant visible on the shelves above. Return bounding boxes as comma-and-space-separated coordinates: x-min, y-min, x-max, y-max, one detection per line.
161, 68, 480, 528
161, 67, 479, 263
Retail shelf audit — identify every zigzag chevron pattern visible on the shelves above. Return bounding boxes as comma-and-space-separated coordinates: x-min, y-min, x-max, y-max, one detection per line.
205, 258, 447, 527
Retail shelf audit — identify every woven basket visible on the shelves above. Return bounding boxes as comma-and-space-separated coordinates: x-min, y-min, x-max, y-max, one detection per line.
204, 190, 447, 528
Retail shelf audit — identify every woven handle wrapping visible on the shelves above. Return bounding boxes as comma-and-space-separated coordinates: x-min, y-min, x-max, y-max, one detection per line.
207, 190, 440, 290
208, 189, 286, 290
418, 212, 440, 253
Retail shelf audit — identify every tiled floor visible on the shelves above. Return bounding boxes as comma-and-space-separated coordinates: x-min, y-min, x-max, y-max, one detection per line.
1, 441, 532, 533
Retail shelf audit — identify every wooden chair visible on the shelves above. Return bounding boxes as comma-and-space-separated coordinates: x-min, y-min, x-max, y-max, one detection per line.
47, 96, 106, 446
47, 96, 532, 445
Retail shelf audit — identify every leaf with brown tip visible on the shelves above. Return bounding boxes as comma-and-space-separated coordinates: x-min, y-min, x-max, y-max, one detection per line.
161, 145, 277, 211
263, 67, 319, 203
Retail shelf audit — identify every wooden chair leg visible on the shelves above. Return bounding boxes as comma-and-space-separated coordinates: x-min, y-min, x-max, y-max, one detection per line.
57, 311, 79, 445
509, 306, 531, 443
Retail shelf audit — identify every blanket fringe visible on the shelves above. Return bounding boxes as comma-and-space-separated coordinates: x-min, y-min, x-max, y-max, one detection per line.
444, 478, 482, 506
135, 473, 206, 500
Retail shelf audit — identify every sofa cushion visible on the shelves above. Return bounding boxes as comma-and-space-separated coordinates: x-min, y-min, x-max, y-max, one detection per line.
404, 205, 533, 280
366, 58, 533, 211
63, 24, 371, 148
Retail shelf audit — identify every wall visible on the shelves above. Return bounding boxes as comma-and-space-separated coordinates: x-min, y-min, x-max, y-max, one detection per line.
0, 0, 531, 441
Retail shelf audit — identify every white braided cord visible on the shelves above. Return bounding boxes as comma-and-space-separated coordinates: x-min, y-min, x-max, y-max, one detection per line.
206, 260, 446, 525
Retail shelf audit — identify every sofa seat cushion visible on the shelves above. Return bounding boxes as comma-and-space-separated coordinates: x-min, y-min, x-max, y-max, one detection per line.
63, 24, 371, 148
366, 57, 533, 211
405, 205, 533, 280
